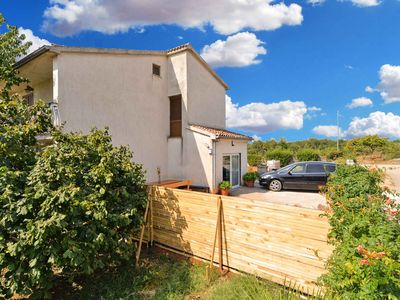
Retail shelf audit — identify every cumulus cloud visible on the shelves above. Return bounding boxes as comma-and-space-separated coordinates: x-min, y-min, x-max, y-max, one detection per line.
314, 112, 400, 139
373, 64, 400, 103
200, 32, 267, 68
351, 0, 380, 7
42, 0, 303, 37
225, 95, 308, 133
18, 27, 51, 56
313, 125, 342, 138
346, 97, 373, 109
252, 134, 262, 141
346, 111, 400, 138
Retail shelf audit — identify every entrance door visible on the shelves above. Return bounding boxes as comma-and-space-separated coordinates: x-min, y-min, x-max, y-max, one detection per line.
223, 154, 241, 188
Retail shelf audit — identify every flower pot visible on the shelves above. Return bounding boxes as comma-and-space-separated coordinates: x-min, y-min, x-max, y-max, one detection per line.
244, 180, 255, 187
220, 188, 230, 196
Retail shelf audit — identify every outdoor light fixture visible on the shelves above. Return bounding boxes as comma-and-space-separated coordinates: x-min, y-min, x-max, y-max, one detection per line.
49, 102, 61, 127
231, 141, 235, 147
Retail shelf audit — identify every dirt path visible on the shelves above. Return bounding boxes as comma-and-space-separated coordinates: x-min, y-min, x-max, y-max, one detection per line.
381, 165, 400, 192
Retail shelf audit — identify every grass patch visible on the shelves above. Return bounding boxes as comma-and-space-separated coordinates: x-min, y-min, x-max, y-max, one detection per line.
51, 252, 314, 299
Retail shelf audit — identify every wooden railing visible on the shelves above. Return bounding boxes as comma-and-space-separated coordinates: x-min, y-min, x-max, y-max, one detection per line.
147, 186, 333, 294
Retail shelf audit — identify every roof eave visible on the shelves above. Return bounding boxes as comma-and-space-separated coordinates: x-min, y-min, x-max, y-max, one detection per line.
14, 45, 53, 69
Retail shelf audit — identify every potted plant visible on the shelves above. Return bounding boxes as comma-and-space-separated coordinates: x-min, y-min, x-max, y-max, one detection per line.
243, 172, 258, 187
219, 181, 232, 196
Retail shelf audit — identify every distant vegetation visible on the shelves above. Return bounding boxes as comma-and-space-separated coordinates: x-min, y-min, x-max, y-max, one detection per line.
248, 135, 400, 166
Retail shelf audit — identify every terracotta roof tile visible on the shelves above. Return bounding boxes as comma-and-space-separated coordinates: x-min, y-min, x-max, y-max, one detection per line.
190, 124, 252, 140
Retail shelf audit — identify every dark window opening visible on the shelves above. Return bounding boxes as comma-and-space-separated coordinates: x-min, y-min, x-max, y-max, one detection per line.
307, 164, 325, 173
23, 92, 34, 106
152, 64, 161, 76
170, 95, 182, 137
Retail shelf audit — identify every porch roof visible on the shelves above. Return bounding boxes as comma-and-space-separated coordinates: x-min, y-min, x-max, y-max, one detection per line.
189, 124, 252, 141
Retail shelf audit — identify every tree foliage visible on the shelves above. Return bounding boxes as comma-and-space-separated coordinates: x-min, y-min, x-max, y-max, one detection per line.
321, 165, 400, 299
296, 149, 320, 162
265, 149, 293, 166
248, 135, 400, 163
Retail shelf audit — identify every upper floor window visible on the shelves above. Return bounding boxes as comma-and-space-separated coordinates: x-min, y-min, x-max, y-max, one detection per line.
169, 95, 182, 137
152, 64, 161, 76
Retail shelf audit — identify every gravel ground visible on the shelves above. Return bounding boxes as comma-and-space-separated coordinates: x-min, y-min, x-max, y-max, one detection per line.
230, 183, 327, 211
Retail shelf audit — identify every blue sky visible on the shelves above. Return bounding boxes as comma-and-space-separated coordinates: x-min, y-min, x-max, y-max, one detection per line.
1, 0, 400, 141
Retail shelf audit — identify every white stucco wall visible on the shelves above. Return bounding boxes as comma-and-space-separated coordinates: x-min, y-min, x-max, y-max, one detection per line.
56, 52, 169, 182
183, 130, 213, 187
186, 53, 226, 129
215, 139, 248, 188
33, 79, 53, 103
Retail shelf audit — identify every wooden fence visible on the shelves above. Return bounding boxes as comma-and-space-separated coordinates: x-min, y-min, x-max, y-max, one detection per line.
147, 186, 333, 294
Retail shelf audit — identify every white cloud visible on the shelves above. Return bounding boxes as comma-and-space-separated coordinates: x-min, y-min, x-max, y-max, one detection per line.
18, 27, 51, 56
313, 125, 342, 138
346, 97, 373, 109
374, 64, 400, 103
307, 0, 326, 5
365, 85, 376, 93
346, 112, 400, 139
42, 0, 303, 37
345, 64, 354, 70
225, 95, 308, 133
351, 0, 380, 7
252, 134, 262, 141
314, 112, 400, 139
200, 32, 267, 68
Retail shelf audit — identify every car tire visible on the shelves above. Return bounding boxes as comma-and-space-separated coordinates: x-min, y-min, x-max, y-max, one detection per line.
269, 179, 282, 192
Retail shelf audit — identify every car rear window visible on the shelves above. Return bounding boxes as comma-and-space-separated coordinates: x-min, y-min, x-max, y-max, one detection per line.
325, 164, 336, 173
306, 164, 325, 173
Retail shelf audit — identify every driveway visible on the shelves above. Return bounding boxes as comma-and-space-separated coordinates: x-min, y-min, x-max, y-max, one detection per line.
230, 183, 328, 211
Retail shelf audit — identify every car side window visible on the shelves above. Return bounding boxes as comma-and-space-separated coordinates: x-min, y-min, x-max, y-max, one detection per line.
307, 164, 325, 173
291, 164, 306, 174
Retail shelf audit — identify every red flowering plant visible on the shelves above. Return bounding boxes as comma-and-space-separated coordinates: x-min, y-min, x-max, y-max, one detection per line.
320, 165, 400, 299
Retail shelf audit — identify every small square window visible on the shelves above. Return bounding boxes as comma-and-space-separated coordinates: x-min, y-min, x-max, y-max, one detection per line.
152, 64, 161, 76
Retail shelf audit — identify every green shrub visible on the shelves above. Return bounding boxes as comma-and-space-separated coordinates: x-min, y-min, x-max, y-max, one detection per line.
243, 172, 258, 182
296, 149, 320, 162
265, 149, 293, 166
247, 154, 263, 166
321, 165, 400, 299
1, 129, 147, 298
219, 181, 232, 190
325, 148, 344, 161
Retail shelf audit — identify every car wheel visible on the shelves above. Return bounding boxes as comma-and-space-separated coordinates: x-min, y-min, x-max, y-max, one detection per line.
269, 179, 282, 192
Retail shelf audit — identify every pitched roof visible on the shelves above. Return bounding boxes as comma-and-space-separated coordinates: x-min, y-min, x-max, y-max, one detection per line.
15, 43, 228, 89
190, 124, 252, 141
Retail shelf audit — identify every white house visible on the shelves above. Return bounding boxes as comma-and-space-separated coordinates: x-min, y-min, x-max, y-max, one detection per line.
14, 43, 251, 191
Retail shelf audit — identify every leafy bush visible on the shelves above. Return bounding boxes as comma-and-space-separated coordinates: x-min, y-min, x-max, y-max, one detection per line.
296, 149, 320, 162
265, 149, 293, 167
1, 129, 147, 297
219, 181, 232, 190
325, 148, 344, 161
247, 154, 263, 167
243, 172, 258, 182
321, 165, 400, 299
